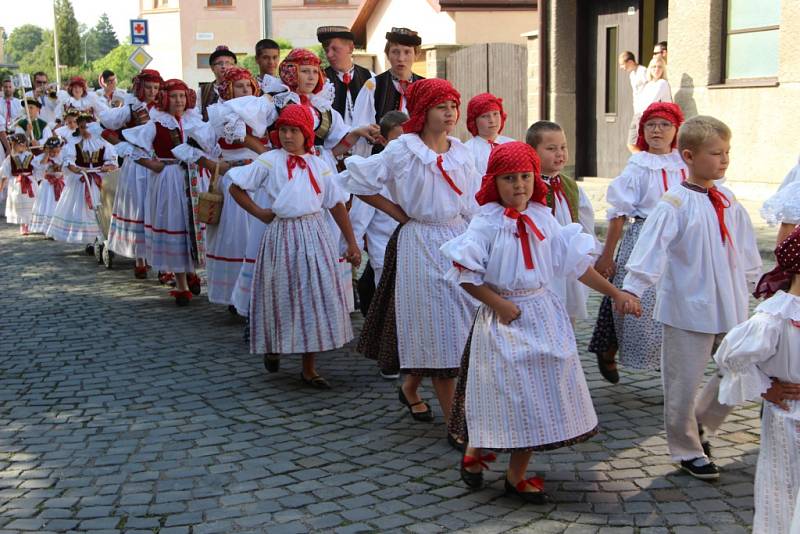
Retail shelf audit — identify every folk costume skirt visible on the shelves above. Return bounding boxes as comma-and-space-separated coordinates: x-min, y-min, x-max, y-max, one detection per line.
249, 211, 353, 355
5, 175, 37, 226
30, 178, 61, 233
47, 172, 101, 244
145, 164, 195, 273
107, 156, 150, 259
450, 288, 598, 451
589, 218, 661, 370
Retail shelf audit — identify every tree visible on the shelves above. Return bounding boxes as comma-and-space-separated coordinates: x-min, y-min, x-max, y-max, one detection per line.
92, 44, 139, 89
55, 0, 82, 66
6, 25, 44, 64
93, 14, 119, 57
17, 30, 56, 80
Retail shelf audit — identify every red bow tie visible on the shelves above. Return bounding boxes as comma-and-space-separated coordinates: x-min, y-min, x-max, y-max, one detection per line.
504, 207, 546, 270
342, 72, 351, 86
707, 186, 733, 247
287, 155, 321, 195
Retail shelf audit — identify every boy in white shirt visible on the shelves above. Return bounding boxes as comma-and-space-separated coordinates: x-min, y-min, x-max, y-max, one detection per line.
621, 115, 762, 480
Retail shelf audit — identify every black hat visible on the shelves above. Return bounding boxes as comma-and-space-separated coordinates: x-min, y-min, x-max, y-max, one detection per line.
24, 98, 42, 109
317, 25, 355, 43
44, 136, 63, 149
9, 133, 28, 145
385, 27, 421, 47
209, 45, 238, 65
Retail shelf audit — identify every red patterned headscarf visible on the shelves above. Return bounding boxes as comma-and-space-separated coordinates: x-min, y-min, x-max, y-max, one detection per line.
269, 104, 315, 153
402, 78, 461, 134
466, 93, 507, 137
754, 225, 800, 299
636, 102, 684, 152
157, 79, 197, 113
131, 69, 163, 103
67, 76, 89, 98
475, 142, 547, 206
217, 66, 261, 101
279, 48, 326, 94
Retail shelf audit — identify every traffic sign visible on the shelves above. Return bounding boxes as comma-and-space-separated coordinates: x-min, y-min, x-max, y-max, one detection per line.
130, 19, 149, 45
128, 47, 153, 71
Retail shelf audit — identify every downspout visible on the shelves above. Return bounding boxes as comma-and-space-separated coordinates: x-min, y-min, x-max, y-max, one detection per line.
538, 0, 549, 120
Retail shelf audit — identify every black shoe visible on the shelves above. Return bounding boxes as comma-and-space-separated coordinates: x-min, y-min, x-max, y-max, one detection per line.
263, 354, 279, 373
187, 274, 201, 295
398, 386, 434, 422
84, 244, 95, 256
460, 459, 484, 489
448, 433, 466, 452
680, 458, 720, 480
596, 351, 620, 384
380, 369, 400, 380
504, 477, 550, 504
243, 318, 250, 345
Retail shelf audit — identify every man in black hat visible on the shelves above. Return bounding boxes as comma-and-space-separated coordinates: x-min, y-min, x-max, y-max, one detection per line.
317, 25, 373, 126
351, 27, 424, 155
199, 45, 237, 120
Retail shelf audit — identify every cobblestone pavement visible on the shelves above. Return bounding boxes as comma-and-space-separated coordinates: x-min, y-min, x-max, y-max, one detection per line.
0, 219, 762, 533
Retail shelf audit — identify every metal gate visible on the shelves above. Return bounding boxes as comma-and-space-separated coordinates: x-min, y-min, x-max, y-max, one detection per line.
446, 43, 528, 143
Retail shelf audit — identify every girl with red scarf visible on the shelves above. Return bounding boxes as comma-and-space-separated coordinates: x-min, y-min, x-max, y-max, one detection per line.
228, 104, 360, 388
123, 79, 222, 305
589, 102, 689, 382
342, 78, 480, 430
441, 141, 639, 502
621, 115, 762, 480
101, 69, 163, 278
463, 93, 514, 175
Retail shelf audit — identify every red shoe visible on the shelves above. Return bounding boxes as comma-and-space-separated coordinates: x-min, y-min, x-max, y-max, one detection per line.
158, 271, 175, 285
134, 265, 148, 279
169, 289, 192, 307
187, 273, 201, 295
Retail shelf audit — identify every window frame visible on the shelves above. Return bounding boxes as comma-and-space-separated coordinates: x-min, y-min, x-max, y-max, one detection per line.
207, 0, 233, 7
604, 24, 618, 117
719, 0, 780, 85
302, 0, 349, 5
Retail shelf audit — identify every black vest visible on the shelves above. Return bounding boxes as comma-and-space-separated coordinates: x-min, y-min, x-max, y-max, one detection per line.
324, 65, 372, 120
372, 70, 424, 124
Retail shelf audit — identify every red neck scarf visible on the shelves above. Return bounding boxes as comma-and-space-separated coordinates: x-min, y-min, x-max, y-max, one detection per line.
707, 186, 733, 246
504, 207, 546, 270
287, 154, 320, 194
435, 154, 462, 196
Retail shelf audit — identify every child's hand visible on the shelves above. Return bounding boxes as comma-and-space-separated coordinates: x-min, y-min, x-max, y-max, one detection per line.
613, 291, 641, 317
100, 164, 116, 173
762, 379, 800, 411
344, 243, 362, 268
595, 253, 616, 279
257, 207, 275, 225
494, 299, 521, 325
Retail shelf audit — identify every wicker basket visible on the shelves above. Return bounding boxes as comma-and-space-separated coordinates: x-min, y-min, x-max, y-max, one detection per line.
197, 161, 223, 225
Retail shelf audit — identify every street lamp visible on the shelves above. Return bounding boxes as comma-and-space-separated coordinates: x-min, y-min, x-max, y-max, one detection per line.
83, 33, 91, 64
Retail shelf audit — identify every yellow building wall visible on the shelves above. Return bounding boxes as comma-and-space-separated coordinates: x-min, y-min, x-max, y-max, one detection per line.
140, 2, 184, 81
272, 0, 362, 49
453, 10, 535, 47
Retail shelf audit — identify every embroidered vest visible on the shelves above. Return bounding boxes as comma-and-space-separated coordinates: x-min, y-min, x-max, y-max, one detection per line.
75, 141, 105, 169
17, 118, 48, 141
153, 123, 183, 159
324, 64, 372, 119
10, 153, 34, 175
545, 173, 580, 224
199, 82, 219, 122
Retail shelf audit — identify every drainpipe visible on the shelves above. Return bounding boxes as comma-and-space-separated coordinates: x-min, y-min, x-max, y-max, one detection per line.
262, 0, 272, 38
538, 0, 549, 120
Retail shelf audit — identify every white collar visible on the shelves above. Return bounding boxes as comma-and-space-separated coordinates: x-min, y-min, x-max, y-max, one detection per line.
756, 291, 800, 321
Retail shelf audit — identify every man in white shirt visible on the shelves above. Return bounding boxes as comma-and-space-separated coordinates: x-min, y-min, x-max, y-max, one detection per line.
24, 72, 60, 127
1, 78, 23, 155
317, 26, 374, 127
618, 51, 648, 152
96, 70, 127, 108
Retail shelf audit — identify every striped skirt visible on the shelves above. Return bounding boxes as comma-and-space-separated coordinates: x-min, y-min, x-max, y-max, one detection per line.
145, 165, 194, 273
5, 176, 37, 226
46, 173, 101, 244
107, 157, 150, 259
249, 211, 353, 355
30, 179, 59, 233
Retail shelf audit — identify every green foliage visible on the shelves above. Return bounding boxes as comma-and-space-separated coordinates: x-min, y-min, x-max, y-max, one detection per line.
55, 0, 82, 66
240, 55, 259, 77
274, 38, 294, 50
93, 14, 119, 58
308, 45, 329, 69
17, 30, 56, 80
91, 44, 138, 88
6, 25, 44, 64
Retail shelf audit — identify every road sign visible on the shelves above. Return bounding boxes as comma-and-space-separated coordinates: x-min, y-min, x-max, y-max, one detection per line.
128, 47, 153, 72
130, 19, 149, 45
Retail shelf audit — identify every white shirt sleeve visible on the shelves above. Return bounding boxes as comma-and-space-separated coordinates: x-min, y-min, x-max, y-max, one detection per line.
622, 199, 680, 297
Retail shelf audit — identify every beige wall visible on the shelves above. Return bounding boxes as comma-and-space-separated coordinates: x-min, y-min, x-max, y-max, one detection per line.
453, 11, 535, 47
547, 0, 577, 177
668, 0, 800, 211
272, 0, 361, 49
140, 5, 184, 82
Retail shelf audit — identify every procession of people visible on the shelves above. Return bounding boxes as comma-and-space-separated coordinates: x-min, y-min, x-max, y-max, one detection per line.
1, 24, 798, 529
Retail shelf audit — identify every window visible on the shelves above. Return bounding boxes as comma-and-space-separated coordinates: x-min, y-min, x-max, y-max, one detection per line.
197, 53, 245, 69
724, 0, 780, 80
207, 0, 233, 6
605, 26, 618, 115
304, 0, 349, 5
152, 0, 169, 7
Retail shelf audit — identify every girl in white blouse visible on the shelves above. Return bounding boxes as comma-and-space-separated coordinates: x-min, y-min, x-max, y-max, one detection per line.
715, 225, 800, 534
761, 155, 800, 245
441, 141, 639, 502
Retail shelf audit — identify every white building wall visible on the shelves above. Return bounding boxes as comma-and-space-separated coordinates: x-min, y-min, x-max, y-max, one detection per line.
141, 10, 184, 81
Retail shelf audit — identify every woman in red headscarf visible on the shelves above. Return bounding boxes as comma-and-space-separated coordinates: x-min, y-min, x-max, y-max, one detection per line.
341, 78, 481, 430
717, 225, 800, 534
441, 141, 639, 502
463, 92, 513, 175
101, 69, 163, 278
228, 104, 361, 388
588, 101, 688, 382
57, 76, 105, 120
123, 79, 224, 305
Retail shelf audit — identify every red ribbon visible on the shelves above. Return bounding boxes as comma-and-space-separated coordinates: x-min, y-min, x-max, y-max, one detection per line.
549, 175, 575, 220
435, 155, 463, 196
504, 207, 546, 270
462, 452, 496, 470
81, 172, 103, 209
707, 186, 733, 246
287, 155, 321, 195
342, 72, 351, 87
16, 174, 35, 198
45, 174, 65, 201
516, 476, 545, 492
661, 168, 688, 192
397, 79, 409, 110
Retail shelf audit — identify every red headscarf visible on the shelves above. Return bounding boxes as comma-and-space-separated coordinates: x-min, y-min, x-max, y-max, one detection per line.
217, 66, 261, 101
402, 78, 461, 134
157, 79, 197, 113
466, 93, 507, 137
269, 104, 315, 153
279, 48, 326, 94
67, 76, 89, 98
131, 69, 163, 103
754, 225, 800, 299
636, 102, 684, 152
475, 142, 548, 207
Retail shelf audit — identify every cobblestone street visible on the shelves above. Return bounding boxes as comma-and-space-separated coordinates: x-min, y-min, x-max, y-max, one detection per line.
0, 219, 761, 533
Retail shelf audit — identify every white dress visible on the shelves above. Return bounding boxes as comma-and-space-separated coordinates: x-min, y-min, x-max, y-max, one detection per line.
345, 189, 398, 285
440, 202, 598, 449
123, 109, 219, 273
228, 148, 352, 355
100, 99, 155, 259
56, 93, 107, 120
622, 182, 762, 334
714, 291, 800, 534
2, 152, 37, 226
29, 154, 64, 233
47, 137, 117, 243
463, 135, 514, 176
761, 156, 800, 226
342, 133, 481, 371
